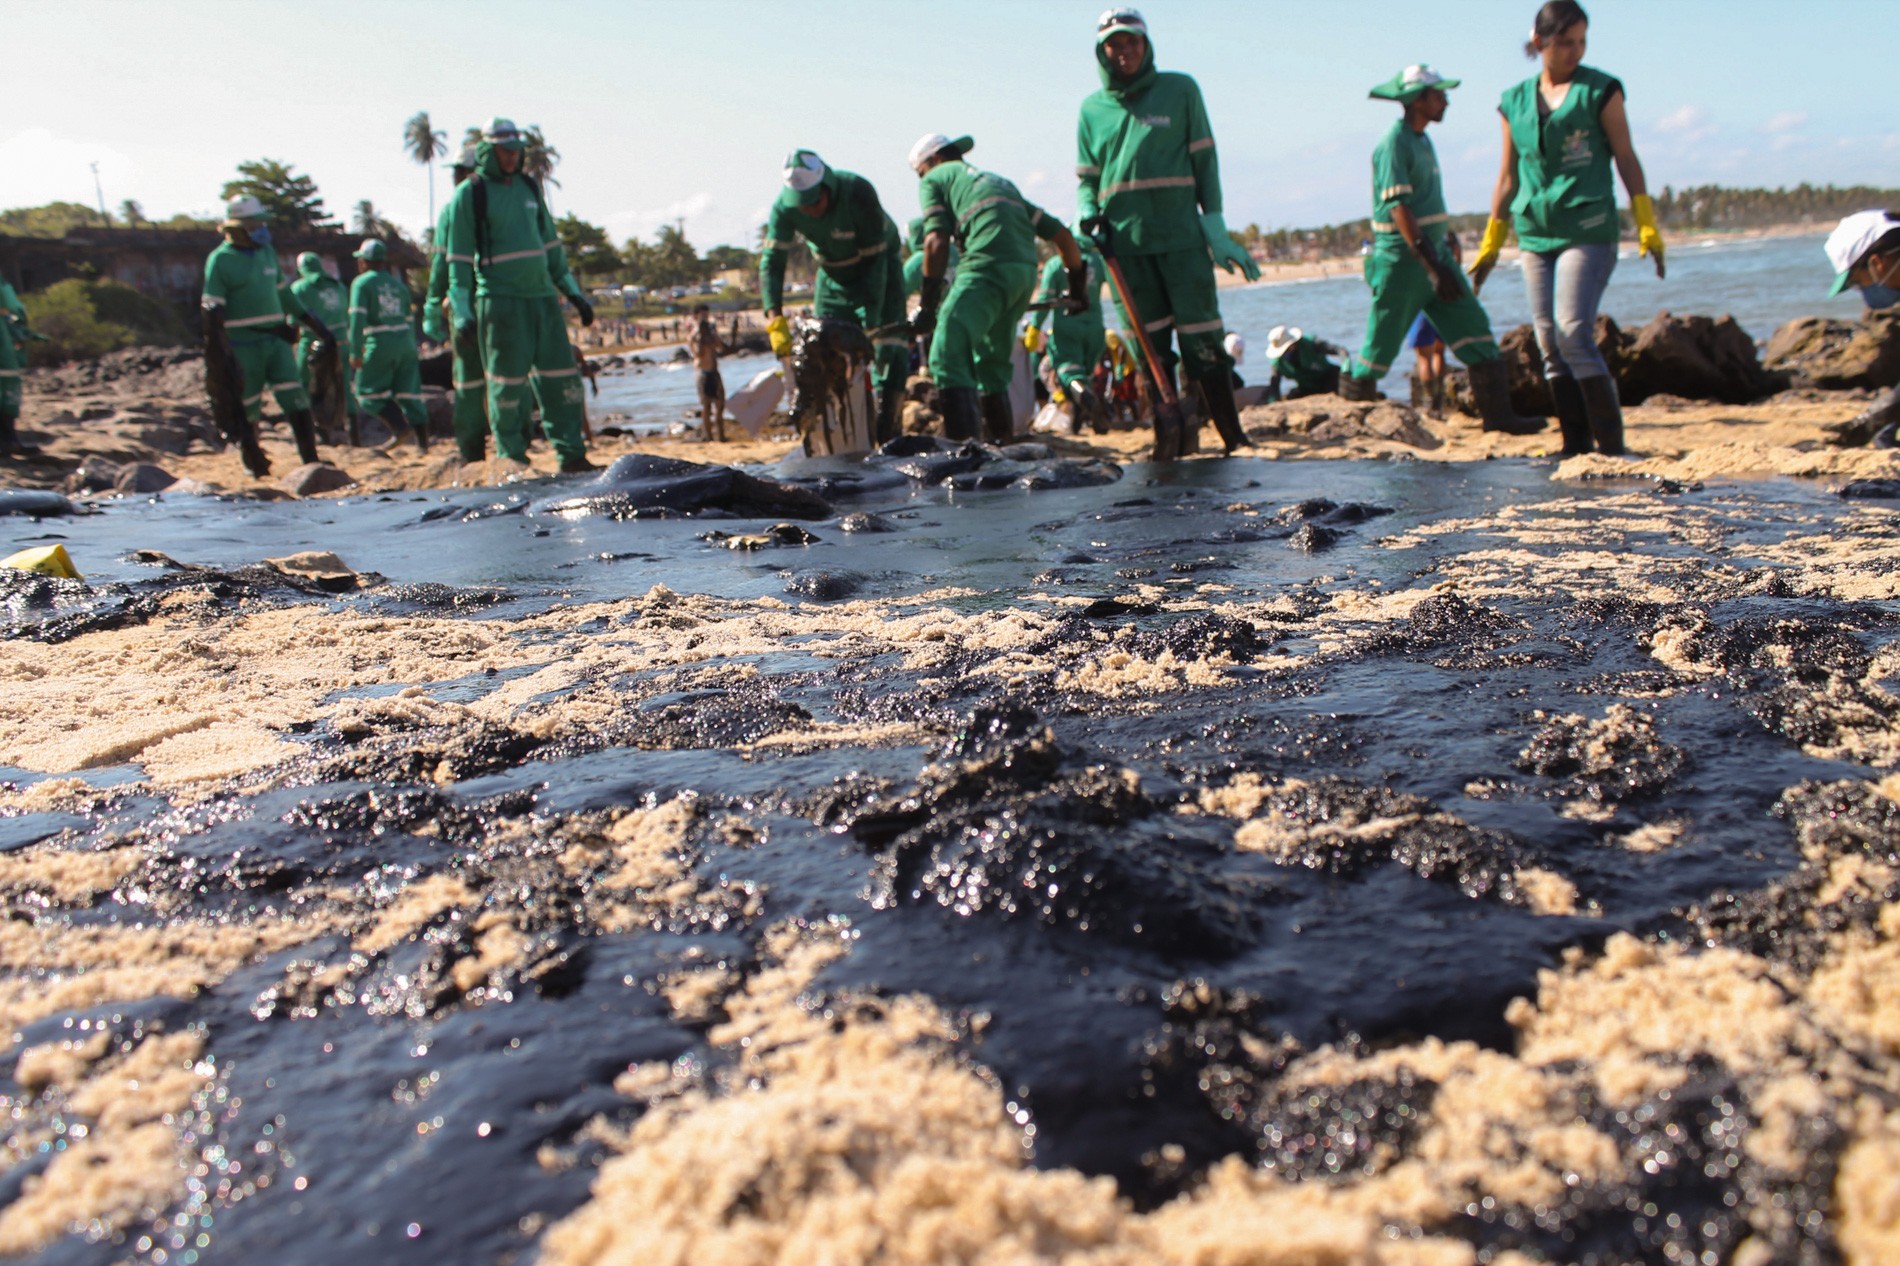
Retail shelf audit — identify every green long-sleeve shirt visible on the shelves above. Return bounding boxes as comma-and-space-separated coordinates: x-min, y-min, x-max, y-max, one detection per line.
1030, 244, 1107, 337
444, 142, 581, 326
423, 200, 454, 340
917, 160, 1060, 273
1370, 120, 1449, 236
290, 270, 347, 342
758, 170, 897, 310
348, 270, 418, 359
1076, 39, 1221, 257
202, 240, 307, 331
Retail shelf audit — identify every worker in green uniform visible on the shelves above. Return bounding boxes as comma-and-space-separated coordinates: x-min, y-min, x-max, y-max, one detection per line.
1025, 229, 1110, 433
908, 133, 1088, 443
0, 277, 45, 459
201, 195, 336, 474
348, 239, 429, 452
1469, 0, 1661, 456
760, 150, 909, 444
423, 144, 488, 461
444, 117, 597, 472
1263, 325, 1346, 401
1077, 7, 1258, 458
902, 218, 958, 296
289, 251, 354, 436
1338, 66, 1545, 437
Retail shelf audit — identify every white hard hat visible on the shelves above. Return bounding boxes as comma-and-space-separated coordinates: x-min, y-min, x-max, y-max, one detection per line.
225, 195, 267, 221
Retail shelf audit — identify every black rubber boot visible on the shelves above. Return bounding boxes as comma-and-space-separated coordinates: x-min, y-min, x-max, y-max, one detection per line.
1467, 359, 1548, 436
1338, 372, 1381, 403
939, 387, 981, 442
286, 407, 321, 465
979, 392, 1015, 444
1194, 371, 1249, 453
1578, 374, 1625, 456
1428, 373, 1446, 420
876, 382, 907, 445
239, 437, 271, 477
1549, 375, 1593, 456
559, 454, 600, 474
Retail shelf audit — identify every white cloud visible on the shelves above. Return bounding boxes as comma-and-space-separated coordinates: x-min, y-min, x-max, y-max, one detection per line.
1652, 104, 1714, 139
1762, 111, 1808, 134
0, 127, 139, 212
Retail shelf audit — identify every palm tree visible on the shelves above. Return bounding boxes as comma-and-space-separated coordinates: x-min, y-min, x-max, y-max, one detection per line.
352, 200, 387, 237
403, 111, 447, 227
522, 125, 561, 211
117, 198, 144, 228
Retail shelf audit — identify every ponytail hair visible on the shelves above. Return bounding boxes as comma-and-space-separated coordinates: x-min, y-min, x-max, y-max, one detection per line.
1525, 0, 1588, 57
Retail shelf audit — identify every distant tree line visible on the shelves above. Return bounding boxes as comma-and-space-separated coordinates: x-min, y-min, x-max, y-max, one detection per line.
554, 215, 760, 292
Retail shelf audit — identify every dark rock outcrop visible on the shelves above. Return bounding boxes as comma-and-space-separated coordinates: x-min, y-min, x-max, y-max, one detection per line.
1763, 309, 1900, 392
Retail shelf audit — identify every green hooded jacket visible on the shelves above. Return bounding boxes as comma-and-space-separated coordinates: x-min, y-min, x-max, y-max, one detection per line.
443, 141, 582, 325
758, 168, 900, 311
423, 200, 454, 341
1076, 28, 1221, 256
348, 269, 418, 359
289, 259, 348, 342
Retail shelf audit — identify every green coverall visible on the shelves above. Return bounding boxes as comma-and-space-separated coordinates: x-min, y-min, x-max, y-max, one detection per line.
918, 160, 1063, 394
289, 258, 350, 406
349, 268, 427, 435
444, 142, 588, 465
1347, 120, 1503, 383
1030, 242, 1107, 387
759, 171, 907, 396
1076, 29, 1232, 381
1269, 338, 1342, 399
423, 200, 488, 460
201, 239, 311, 423
0, 280, 24, 429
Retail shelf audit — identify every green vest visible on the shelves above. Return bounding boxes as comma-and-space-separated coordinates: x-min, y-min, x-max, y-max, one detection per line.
1500, 66, 1623, 252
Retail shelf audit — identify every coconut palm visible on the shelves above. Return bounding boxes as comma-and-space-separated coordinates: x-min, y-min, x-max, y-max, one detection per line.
403, 111, 448, 227
353, 200, 389, 237
522, 125, 562, 211
117, 199, 144, 228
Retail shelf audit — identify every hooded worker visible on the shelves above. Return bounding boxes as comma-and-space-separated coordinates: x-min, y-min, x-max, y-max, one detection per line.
1026, 226, 1110, 434
909, 133, 1088, 443
443, 117, 598, 471
289, 252, 354, 436
347, 239, 429, 452
423, 143, 489, 461
0, 276, 46, 459
1338, 66, 1544, 436
759, 150, 909, 443
1077, 7, 1258, 459
200, 195, 336, 474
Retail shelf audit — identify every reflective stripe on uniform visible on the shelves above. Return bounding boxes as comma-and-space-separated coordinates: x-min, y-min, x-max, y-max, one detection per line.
1188, 138, 1214, 153
1075, 165, 1101, 176
957, 195, 1023, 228
453, 378, 485, 390
1354, 355, 1390, 373
269, 381, 302, 392
762, 238, 796, 251
873, 336, 908, 350
225, 313, 285, 328
1379, 184, 1414, 201
395, 392, 428, 401
820, 240, 888, 271
1102, 176, 1196, 197
447, 253, 475, 264
1178, 318, 1224, 336
365, 324, 411, 334
349, 306, 368, 315
488, 374, 532, 386
530, 366, 579, 378
1143, 314, 1175, 332
0, 368, 22, 378
486, 248, 546, 265
1370, 213, 1450, 233
1446, 335, 1493, 354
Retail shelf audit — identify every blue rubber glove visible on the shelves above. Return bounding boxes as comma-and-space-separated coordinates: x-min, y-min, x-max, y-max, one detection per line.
1200, 211, 1260, 282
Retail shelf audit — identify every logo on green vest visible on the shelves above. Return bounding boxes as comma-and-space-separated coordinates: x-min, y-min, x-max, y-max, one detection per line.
1561, 128, 1594, 167
1138, 114, 1172, 129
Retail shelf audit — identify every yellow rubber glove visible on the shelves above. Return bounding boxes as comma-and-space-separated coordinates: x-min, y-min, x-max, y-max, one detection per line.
1022, 325, 1044, 353
1631, 194, 1665, 278
1466, 216, 1511, 293
766, 314, 792, 358
1051, 386, 1068, 405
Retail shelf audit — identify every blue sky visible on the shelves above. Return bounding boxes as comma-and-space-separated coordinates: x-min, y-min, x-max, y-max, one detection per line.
9, 0, 1894, 251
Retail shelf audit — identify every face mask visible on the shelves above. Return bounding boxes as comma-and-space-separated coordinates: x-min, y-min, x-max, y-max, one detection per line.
1861, 284, 1898, 312
250, 225, 272, 248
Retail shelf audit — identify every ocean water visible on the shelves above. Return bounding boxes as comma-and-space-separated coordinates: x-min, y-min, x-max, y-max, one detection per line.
590, 232, 1862, 430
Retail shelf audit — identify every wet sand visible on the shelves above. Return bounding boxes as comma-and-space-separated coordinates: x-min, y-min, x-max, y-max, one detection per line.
5, 358, 1900, 1263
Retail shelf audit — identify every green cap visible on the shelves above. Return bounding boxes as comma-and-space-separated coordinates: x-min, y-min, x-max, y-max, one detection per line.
1369, 64, 1460, 103
353, 239, 387, 262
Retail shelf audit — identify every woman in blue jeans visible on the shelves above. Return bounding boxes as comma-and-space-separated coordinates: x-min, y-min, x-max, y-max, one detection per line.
1468, 0, 1663, 456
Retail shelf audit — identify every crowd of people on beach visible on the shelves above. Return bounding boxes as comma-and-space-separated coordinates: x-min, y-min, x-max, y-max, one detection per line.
2, 0, 1895, 472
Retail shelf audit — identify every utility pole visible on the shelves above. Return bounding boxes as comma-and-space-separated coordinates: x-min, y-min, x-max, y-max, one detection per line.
90, 162, 107, 220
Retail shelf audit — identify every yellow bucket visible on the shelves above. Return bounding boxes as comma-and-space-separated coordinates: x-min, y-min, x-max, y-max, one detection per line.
1, 544, 82, 580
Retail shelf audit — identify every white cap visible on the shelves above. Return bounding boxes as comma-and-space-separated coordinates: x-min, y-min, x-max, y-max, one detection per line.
1826, 210, 1900, 296
784, 149, 827, 194
1266, 325, 1303, 360
1096, 7, 1147, 39
907, 132, 974, 175
483, 116, 522, 146
1224, 331, 1246, 362
225, 195, 267, 221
